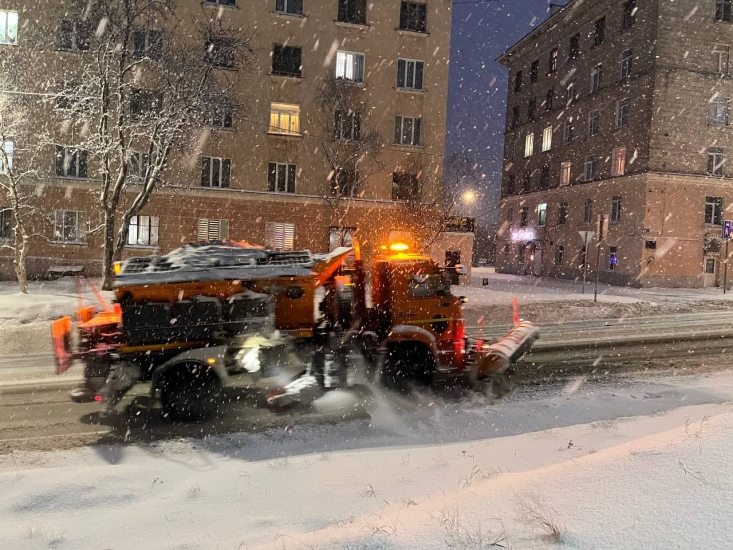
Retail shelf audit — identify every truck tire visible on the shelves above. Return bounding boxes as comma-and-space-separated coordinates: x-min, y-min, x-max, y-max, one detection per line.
383, 343, 433, 391
159, 362, 221, 421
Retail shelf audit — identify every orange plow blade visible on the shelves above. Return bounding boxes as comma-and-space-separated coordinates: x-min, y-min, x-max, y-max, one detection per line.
51, 316, 73, 375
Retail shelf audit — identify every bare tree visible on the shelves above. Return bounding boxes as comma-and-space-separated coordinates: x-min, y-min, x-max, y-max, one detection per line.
316, 75, 384, 247
54, 1, 255, 288
396, 151, 479, 252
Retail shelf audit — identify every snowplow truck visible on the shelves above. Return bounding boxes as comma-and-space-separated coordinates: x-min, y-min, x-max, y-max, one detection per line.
51, 239, 538, 419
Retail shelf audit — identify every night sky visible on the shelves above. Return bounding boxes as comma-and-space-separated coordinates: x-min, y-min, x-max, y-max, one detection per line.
447, 0, 556, 224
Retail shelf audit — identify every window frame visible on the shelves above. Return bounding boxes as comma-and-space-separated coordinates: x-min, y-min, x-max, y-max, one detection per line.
55, 145, 88, 179
394, 115, 422, 146
0, 208, 10, 239
524, 133, 534, 157
127, 214, 160, 247
558, 202, 568, 225
197, 218, 230, 242
205, 0, 236, 5
616, 99, 630, 127
201, 156, 232, 188
560, 161, 571, 186
710, 95, 729, 126
537, 203, 548, 227
591, 64, 603, 92
583, 199, 593, 224
705, 196, 724, 225
265, 221, 295, 251
269, 103, 301, 135
611, 195, 622, 223
541, 126, 552, 152
0, 10, 19, 45
564, 119, 574, 144
272, 43, 303, 77
399, 1, 427, 33
584, 155, 597, 181
0, 140, 13, 174
275, 0, 304, 16
707, 147, 725, 176
336, 50, 365, 83
548, 48, 558, 74
132, 28, 163, 59
589, 110, 601, 136
607, 246, 618, 271
716, 0, 733, 22
268, 162, 297, 194
623, 0, 637, 28
338, 0, 367, 25
612, 147, 627, 176
594, 16, 606, 46
568, 33, 580, 61
397, 58, 424, 90
555, 245, 564, 266
621, 49, 634, 78
392, 172, 419, 201
52, 209, 86, 244
530, 60, 539, 83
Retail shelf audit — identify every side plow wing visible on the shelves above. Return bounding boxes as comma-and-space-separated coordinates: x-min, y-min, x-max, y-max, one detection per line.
474, 321, 539, 377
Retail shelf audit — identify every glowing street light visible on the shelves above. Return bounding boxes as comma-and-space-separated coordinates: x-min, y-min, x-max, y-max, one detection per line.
462, 190, 476, 203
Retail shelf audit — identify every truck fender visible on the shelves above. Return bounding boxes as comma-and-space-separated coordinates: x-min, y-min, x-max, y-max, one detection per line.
151, 346, 230, 393
385, 325, 440, 363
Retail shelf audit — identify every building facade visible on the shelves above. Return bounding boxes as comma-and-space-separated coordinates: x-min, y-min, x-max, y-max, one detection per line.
496, 0, 733, 288
0, 0, 461, 279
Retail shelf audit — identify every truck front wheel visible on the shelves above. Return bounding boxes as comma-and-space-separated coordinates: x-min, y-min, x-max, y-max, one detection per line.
159, 363, 221, 421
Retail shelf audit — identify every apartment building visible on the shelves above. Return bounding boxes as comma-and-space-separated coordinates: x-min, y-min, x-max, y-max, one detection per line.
0, 0, 456, 279
496, 0, 733, 288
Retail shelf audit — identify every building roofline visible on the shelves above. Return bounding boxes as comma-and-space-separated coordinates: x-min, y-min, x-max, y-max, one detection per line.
496, 1, 575, 66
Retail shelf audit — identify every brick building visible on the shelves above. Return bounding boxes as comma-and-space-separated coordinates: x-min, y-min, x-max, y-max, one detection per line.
496, 0, 733, 287
0, 0, 468, 281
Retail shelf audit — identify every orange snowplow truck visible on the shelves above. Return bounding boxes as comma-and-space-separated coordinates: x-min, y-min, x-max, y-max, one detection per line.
52, 239, 538, 419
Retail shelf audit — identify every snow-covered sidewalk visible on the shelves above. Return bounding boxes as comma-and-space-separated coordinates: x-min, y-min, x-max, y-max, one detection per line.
1, 372, 732, 549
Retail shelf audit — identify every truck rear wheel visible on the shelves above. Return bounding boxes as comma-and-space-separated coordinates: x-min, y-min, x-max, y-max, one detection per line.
159, 363, 221, 421
383, 343, 433, 391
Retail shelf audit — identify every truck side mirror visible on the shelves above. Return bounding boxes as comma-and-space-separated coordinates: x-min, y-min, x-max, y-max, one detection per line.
455, 264, 467, 276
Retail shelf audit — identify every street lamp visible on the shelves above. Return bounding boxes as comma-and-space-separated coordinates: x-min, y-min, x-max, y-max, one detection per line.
462, 190, 476, 203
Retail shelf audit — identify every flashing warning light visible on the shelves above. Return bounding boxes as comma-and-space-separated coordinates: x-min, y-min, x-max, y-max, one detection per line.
113, 262, 122, 275
206, 357, 217, 365
94, 394, 103, 402
389, 242, 410, 252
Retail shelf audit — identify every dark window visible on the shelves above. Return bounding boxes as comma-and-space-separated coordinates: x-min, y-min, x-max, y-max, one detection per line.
397, 59, 424, 89
522, 170, 531, 192
514, 70, 522, 93
399, 2, 427, 33
530, 60, 539, 83
338, 0, 367, 25
272, 44, 302, 77
275, 0, 304, 15
57, 18, 92, 51
621, 49, 633, 78
559, 202, 568, 225
129, 151, 154, 179
209, 102, 234, 129
527, 98, 537, 121
645, 240, 657, 250
584, 155, 597, 181
394, 115, 421, 146
392, 172, 419, 200
548, 48, 558, 73
718, 0, 733, 21
201, 157, 231, 188
555, 245, 564, 266
540, 165, 550, 188
268, 162, 296, 193
520, 206, 528, 228
708, 148, 725, 176
331, 167, 359, 196
205, 36, 235, 68
616, 99, 630, 127
511, 106, 520, 128
611, 195, 622, 222
335, 110, 361, 140
205, 0, 236, 4
507, 174, 516, 194
507, 208, 513, 223
55, 146, 88, 178
705, 197, 723, 225
589, 110, 600, 136
591, 64, 603, 92
130, 89, 162, 119
710, 97, 729, 126
564, 119, 575, 144
545, 89, 554, 111
594, 17, 605, 45
623, 0, 637, 28
584, 198, 593, 223
133, 29, 163, 59
569, 33, 580, 60
0, 209, 10, 239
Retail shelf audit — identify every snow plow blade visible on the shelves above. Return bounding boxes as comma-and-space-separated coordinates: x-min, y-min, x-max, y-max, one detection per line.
51, 316, 73, 375
474, 321, 539, 377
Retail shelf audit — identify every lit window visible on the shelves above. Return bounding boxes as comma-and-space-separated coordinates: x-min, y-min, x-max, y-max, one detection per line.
541, 127, 552, 152
397, 59, 424, 90
612, 147, 627, 176
0, 141, 12, 174
537, 203, 547, 226
560, 161, 571, 186
608, 247, 618, 271
0, 11, 19, 45
524, 133, 534, 157
269, 103, 301, 135
336, 51, 365, 83
548, 48, 558, 73
128, 215, 160, 247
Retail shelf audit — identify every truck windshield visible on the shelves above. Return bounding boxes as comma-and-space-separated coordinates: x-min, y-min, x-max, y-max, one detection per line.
408, 273, 452, 298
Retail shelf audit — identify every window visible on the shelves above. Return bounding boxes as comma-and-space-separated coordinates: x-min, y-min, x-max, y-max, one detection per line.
645, 240, 657, 250
128, 215, 159, 247
0, 209, 9, 239
705, 196, 723, 225
506, 174, 516, 195
537, 203, 548, 226
268, 162, 296, 193
566, 83, 576, 106
272, 44, 302, 77
394, 115, 421, 146
714, 45, 730, 75
399, 2, 427, 33
392, 172, 419, 200
564, 119, 574, 144
717, 0, 733, 21
132, 29, 163, 59
560, 161, 571, 185
329, 226, 356, 251
0, 11, 18, 45
545, 88, 554, 111
530, 60, 539, 83
275, 0, 303, 16
522, 170, 531, 192
205, 36, 235, 68
591, 64, 603, 92
594, 17, 605, 46
541, 126, 552, 152
397, 59, 424, 90
338, 0, 367, 25
129, 151, 153, 179
559, 202, 568, 225
209, 102, 234, 129
201, 157, 231, 188
0, 141, 12, 174
621, 49, 634, 78
52, 210, 86, 243
205, 0, 236, 5
555, 245, 564, 266
520, 206, 528, 228
331, 167, 359, 196
336, 51, 365, 83
197, 218, 229, 241
548, 48, 558, 74
58, 19, 92, 51
524, 133, 534, 157
623, 0, 637, 28
265, 222, 294, 251
611, 195, 622, 222
334, 110, 361, 140
708, 147, 725, 176
514, 71, 523, 93
540, 165, 550, 188
584, 199, 593, 223
130, 89, 163, 119
616, 99, 630, 127
612, 147, 627, 176
608, 247, 618, 271
527, 98, 537, 121
269, 103, 301, 135
55, 146, 88, 178
589, 110, 601, 136
710, 96, 729, 126
584, 155, 597, 181
569, 33, 580, 61
511, 106, 520, 129
507, 208, 513, 222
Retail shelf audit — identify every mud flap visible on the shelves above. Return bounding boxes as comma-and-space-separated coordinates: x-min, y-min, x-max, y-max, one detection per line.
51, 316, 73, 375
474, 321, 539, 377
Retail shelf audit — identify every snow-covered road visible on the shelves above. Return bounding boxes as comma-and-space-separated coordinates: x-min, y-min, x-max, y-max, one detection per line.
1, 371, 732, 549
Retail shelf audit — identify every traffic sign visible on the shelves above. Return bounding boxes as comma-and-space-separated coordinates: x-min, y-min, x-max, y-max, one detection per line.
724, 220, 733, 240
578, 231, 596, 246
